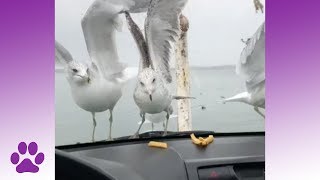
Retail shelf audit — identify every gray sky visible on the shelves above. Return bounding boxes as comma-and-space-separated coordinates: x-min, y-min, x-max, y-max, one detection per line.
55, 0, 265, 67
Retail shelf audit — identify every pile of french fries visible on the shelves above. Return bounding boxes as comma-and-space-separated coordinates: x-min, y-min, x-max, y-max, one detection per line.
190, 133, 214, 146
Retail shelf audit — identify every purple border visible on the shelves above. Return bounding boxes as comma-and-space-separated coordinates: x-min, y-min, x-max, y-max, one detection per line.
267, 0, 320, 179
0, 0, 54, 179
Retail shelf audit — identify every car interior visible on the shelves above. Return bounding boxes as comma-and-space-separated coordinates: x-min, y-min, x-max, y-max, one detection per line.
56, 131, 265, 180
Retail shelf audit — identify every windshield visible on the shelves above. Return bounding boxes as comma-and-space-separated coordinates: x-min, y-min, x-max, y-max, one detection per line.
55, 0, 265, 146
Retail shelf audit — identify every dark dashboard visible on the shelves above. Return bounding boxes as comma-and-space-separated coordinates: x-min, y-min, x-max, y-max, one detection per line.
56, 132, 265, 180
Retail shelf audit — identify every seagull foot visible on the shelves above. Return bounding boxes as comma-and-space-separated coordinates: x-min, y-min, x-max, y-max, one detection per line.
107, 137, 114, 141
129, 134, 139, 139
162, 132, 168, 137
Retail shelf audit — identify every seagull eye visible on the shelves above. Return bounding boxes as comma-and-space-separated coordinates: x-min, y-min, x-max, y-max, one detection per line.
72, 69, 78, 73
152, 78, 155, 83
140, 82, 145, 86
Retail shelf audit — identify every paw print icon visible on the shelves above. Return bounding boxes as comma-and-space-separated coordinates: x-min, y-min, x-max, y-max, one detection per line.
10, 142, 45, 173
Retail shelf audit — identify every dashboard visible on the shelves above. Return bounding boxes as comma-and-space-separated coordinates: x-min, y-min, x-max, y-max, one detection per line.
56, 132, 265, 180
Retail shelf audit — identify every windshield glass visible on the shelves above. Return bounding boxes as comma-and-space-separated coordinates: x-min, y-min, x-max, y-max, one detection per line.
55, 0, 265, 146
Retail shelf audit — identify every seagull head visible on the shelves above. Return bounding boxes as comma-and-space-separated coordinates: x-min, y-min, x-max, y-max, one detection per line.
138, 68, 158, 101
67, 61, 90, 84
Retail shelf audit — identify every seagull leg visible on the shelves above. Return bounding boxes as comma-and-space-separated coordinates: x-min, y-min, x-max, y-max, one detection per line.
177, 119, 179, 131
163, 121, 166, 131
254, 107, 265, 118
131, 112, 145, 139
163, 111, 170, 136
91, 112, 96, 142
107, 109, 114, 141
151, 123, 154, 131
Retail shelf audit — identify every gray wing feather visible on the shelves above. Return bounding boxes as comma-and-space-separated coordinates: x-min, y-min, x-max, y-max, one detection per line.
236, 22, 265, 92
124, 11, 152, 69
81, 0, 126, 79
87, 0, 151, 13
127, 0, 151, 13
81, 0, 155, 79
145, 0, 188, 83
55, 40, 73, 65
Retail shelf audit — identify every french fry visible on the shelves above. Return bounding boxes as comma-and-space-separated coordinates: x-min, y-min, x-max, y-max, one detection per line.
204, 135, 214, 144
190, 133, 202, 145
200, 140, 207, 146
148, 141, 168, 149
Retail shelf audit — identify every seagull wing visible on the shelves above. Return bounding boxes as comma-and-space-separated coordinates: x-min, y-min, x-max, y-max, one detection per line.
127, 0, 151, 13
124, 11, 152, 70
55, 40, 73, 66
82, 0, 155, 81
97, 0, 152, 13
82, 0, 128, 80
236, 22, 265, 92
145, 0, 188, 83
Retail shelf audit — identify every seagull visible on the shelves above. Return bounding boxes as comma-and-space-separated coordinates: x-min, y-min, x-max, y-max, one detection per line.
122, 0, 189, 138
54, 0, 139, 142
222, 22, 265, 118
55, 40, 126, 142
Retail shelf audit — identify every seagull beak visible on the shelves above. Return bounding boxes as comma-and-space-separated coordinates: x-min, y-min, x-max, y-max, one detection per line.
149, 94, 153, 101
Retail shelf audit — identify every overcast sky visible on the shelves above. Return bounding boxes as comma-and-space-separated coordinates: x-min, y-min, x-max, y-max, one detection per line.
55, 0, 265, 67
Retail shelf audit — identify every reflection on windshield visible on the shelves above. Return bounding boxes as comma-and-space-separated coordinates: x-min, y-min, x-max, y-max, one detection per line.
55, 0, 265, 146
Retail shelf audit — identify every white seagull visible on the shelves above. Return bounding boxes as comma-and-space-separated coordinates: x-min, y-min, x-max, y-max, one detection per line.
222, 22, 265, 118
123, 0, 189, 137
55, 0, 141, 141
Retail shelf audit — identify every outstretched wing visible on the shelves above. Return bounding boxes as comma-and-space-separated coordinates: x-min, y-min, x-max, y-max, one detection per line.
81, 0, 154, 80
236, 22, 265, 92
95, 0, 152, 13
81, 0, 128, 80
55, 40, 73, 66
145, 0, 188, 83
124, 11, 152, 70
